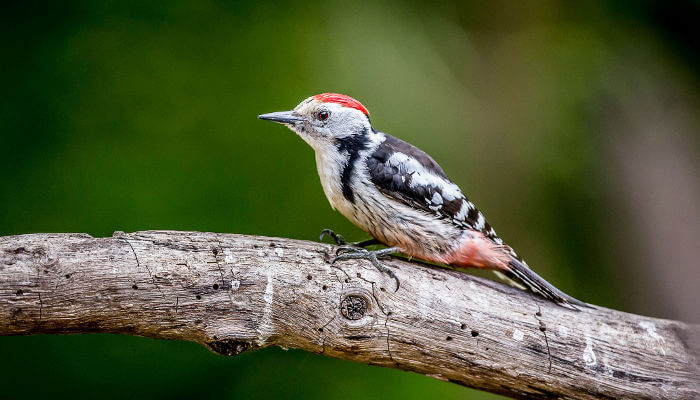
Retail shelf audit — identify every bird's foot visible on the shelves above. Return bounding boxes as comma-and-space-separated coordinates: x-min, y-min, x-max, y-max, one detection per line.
331, 247, 400, 291
319, 229, 381, 248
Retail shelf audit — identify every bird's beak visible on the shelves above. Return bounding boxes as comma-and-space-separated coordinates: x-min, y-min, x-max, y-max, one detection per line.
257, 111, 303, 124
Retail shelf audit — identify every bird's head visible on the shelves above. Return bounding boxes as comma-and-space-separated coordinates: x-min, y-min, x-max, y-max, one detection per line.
258, 93, 372, 150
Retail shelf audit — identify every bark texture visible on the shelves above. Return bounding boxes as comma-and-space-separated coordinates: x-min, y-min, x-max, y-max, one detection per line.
0, 231, 698, 399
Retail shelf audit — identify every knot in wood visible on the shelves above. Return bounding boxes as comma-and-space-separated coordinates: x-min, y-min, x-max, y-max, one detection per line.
341, 295, 367, 320
207, 339, 252, 356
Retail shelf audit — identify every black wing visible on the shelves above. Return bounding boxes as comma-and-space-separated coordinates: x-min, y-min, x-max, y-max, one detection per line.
366, 134, 591, 308
366, 134, 498, 239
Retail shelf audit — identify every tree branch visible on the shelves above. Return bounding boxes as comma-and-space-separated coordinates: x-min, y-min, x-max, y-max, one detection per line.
1, 231, 697, 399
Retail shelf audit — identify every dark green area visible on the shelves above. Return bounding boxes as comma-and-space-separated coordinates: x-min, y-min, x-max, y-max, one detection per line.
1, 1, 697, 399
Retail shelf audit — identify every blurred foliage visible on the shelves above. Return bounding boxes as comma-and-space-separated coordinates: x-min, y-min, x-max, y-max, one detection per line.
1, 0, 698, 399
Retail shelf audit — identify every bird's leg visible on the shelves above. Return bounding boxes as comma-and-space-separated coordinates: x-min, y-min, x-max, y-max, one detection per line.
319, 229, 380, 248
319, 229, 347, 245
331, 247, 400, 291
351, 238, 382, 247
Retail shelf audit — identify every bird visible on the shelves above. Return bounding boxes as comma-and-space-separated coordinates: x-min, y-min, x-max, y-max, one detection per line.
258, 93, 588, 309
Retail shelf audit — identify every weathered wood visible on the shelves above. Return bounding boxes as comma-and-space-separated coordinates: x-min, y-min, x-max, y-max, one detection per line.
0, 231, 697, 399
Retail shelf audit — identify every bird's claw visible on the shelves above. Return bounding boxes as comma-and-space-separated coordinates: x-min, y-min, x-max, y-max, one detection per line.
321, 229, 399, 290
319, 229, 347, 245
320, 229, 382, 249
331, 247, 400, 292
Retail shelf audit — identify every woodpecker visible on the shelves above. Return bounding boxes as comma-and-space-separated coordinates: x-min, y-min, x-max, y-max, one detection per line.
259, 93, 588, 309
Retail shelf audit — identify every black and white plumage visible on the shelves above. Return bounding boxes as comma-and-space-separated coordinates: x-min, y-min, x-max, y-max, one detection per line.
366, 133, 497, 239
258, 93, 588, 308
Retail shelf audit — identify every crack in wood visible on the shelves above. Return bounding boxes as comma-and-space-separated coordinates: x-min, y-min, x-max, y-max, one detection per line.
535, 305, 552, 373
212, 243, 235, 308
319, 315, 336, 354
121, 237, 165, 300
333, 258, 396, 364
38, 291, 42, 322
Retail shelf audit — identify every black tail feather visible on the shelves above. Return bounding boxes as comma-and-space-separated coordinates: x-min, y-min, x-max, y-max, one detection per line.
504, 257, 591, 310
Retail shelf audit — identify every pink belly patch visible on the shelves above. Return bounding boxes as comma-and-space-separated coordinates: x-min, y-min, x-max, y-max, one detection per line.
441, 232, 510, 269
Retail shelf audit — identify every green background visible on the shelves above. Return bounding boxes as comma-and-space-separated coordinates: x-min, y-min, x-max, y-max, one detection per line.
2, 1, 698, 399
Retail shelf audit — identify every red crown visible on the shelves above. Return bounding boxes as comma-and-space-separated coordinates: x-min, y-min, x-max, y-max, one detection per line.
313, 93, 369, 116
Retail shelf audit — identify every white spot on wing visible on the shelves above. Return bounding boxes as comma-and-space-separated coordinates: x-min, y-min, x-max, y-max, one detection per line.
387, 152, 463, 201
455, 200, 468, 221
474, 213, 485, 230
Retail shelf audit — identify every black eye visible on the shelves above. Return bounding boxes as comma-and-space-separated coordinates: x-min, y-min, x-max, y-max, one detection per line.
317, 111, 329, 121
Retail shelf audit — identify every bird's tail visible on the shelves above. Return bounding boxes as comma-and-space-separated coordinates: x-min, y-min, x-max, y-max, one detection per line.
499, 256, 591, 310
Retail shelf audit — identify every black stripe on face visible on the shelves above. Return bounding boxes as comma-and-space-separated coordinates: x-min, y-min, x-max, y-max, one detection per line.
336, 128, 370, 203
